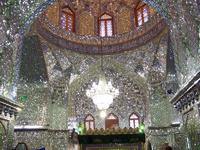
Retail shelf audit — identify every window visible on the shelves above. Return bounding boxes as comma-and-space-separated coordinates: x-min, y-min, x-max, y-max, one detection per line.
135, 4, 150, 27
99, 13, 113, 37
129, 113, 139, 128
84, 114, 95, 130
60, 7, 75, 32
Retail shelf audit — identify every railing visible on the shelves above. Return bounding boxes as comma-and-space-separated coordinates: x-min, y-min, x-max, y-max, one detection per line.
171, 72, 200, 113
0, 95, 22, 119
36, 13, 167, 54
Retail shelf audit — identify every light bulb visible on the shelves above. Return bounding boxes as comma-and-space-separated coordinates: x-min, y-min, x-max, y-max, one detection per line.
100, 110, 106, 118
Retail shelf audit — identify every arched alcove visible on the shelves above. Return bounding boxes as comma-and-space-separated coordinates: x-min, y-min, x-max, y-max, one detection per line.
15, 142, 29, 150
105, 113, 119, 129
2, 0, 199, 149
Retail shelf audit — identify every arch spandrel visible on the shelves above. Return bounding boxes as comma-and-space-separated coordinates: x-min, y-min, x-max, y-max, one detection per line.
79, 11, 95, 35
117, 7, 131, 34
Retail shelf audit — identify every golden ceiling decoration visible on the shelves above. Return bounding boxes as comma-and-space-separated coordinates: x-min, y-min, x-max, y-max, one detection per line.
62, 0, 141, 15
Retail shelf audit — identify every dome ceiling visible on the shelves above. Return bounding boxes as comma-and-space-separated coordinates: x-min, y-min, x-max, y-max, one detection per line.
62, 0, 141, 15
39, 0, 163, 54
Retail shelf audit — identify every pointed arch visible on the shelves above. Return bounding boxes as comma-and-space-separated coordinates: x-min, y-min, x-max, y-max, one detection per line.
15, 142, 28, 150
60, 6, 75, 32
129, 112, 140, 128
135, 3, 151, 27
105, 113, 119, 129
84, 114, 95, 130
98, 13, 113, 37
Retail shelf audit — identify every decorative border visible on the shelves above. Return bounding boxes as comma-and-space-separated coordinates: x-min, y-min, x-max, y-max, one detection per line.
36, 17, 166, 54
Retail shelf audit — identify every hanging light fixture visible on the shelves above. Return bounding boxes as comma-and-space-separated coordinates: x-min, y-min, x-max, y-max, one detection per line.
86, 73, 119, 110
86, 2, 119, 109
86, 42, 119, 110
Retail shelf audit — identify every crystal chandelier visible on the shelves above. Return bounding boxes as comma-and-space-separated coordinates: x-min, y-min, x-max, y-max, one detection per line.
86, 0, 119, 110
86, 74, 119, 110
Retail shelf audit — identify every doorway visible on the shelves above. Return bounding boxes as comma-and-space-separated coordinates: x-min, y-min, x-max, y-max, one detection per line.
105, 113, 119, 129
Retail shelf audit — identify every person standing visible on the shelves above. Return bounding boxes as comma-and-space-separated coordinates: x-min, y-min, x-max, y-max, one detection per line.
71, 128, 79, 150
